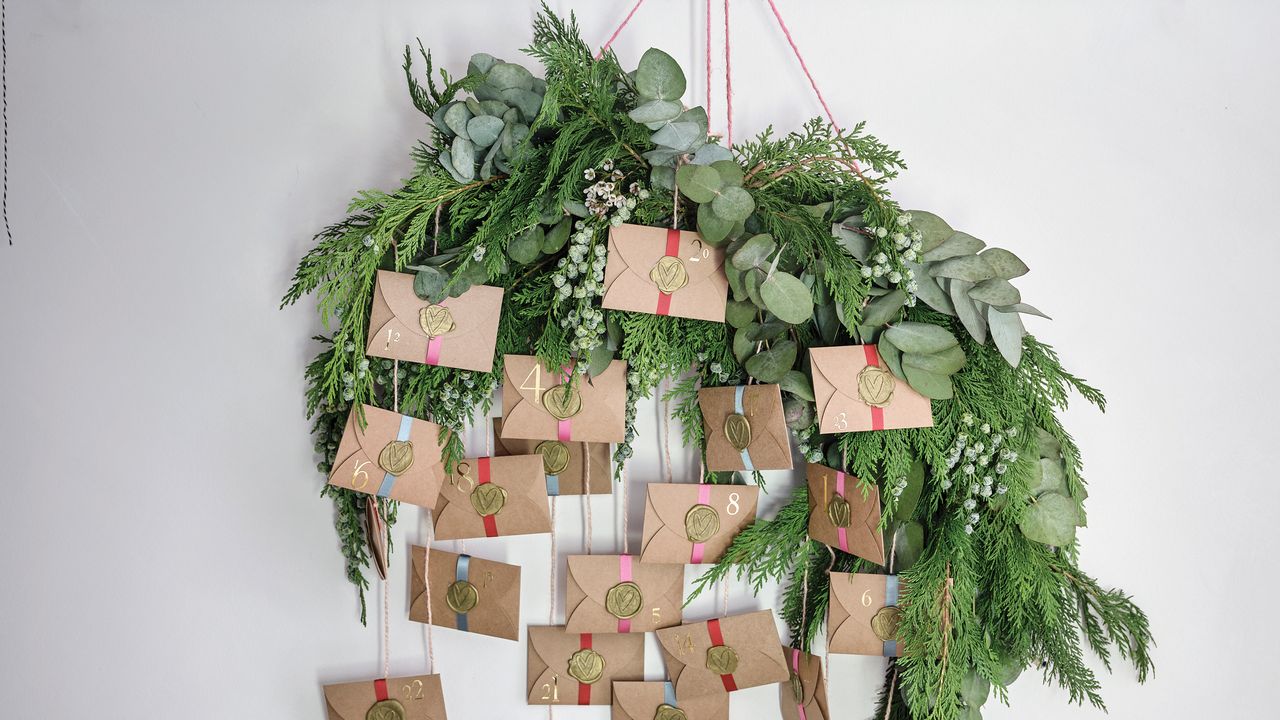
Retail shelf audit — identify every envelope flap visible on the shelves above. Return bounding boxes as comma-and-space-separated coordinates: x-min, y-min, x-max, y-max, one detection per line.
568, 555, 684, 605
528, 626, 577, 675
609, 224, 725, 287
436, 455, 545, 505
612, 681, 662, 719
648, 484, 759, 539
595, 630, 646, 670
809, 346, 863, 402
352, 405, 438, 466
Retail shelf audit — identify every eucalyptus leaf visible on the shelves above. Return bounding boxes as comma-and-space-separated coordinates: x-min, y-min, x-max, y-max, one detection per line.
907, 210, 953, 253
542, 217, 572, 253
650, 165, 676, 191
438, 150, 468, 183
466, 115, 504, 148
732, 327, 754, 363
725, 300, 756, 329
987, 305, 1026, 367
862, 289, 908, 328
744, 340, 797, 383
903, 363, 954, 400
1019, 492, 1078, 546
891, 521, 925, 572
832, 220, 873, 261
676, 164, 723, 203
934, 254, 996, 283
712, 186, 755, 223
697, 202, 734, 246
628, 99, 683, 124
760, 272, 813, 323
950, 279, 988, 344
563, 199, 590, 218
903, 344, 966, 376
479, 99, 509, 117
635, 48, 686, 100
1036, 427, 1062, 459
652, 121, 704, 152
998, 302, 1052, 319
690, 143, 733, 164
878, 336, 905, 379
725, 261, 746, 301
644, 147, 682, 167
783, 396, 815, 431
884, 322, 959, 355
921, 231, 986, 263
961, 671, 991, 707
467, 52, 498, 76
969, 278, 1021, 307
748, 320, 789, 342
731, 234, 776, 271
586, 344, 615, 378
710, 159, 744, 187
507, 226, 543, 264
412, 266, 448, 302
980, 247, 1030, 279
1030, 458, 1067, 496
443, 103, 473, 139
909, 265, 956, 315
501, 88, 543, 123
744, 268, 767, 308
487, 62, 534, 91
779, 370, 815, 401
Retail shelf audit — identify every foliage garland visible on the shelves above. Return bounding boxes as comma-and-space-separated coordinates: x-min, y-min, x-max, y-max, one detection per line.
283, 8, 1152, 718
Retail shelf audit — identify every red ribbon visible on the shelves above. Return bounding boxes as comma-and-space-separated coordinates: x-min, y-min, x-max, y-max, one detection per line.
578, 634, 593, 705
863, 345, 886, 431
477, 457, 497, 537
655, 228, 681, 316
707, 619, 738, 692
373, 678, 389, 701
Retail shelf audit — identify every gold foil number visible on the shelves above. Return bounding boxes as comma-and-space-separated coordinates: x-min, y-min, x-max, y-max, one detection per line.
861, 589, 873, 607
833, 412, 849, 431
520, 365, 545, 403
726, 492, 741, 516
384, 328, 401, 350
687, 240, 710, 263
451, 462, 475, 493
652, 607, 661, 624
401, 679, 424, 702
673, 632, 695, 657
352, 460, 371, 490
540, 676, 560, 702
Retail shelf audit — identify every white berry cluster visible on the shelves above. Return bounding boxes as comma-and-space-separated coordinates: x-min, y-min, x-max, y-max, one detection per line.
859, 212, 923, 303
942, 412, 1020, 534
793, 424, 825, 464
582, 159, 648, 220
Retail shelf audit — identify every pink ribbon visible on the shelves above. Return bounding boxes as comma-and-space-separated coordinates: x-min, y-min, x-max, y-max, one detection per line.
689, 484, 712, 564
555, 365, 573, 441
791, 648, 808, 720
617, 555, 633, 633
424, 300, 447, 366
835, 471, 849, 553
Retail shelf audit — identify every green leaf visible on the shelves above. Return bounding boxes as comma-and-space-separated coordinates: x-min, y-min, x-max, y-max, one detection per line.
922, 231, 986, 263
437, 150, 468, 183
710, 159, 744, 187
450, 137, 476, 180
779, 370, 815, 401
465, 115, 504, 148
933, 254, 996, 283
732, 327, 754, 363
883, 322, 959, 354
999, 302, 1051, 319
760, 272, 813, 323
1030, 458, 1068, 496
725, 300, 756, 329
690, 143, 733, 164
902, 363, 954, 400
412, 266, 448, 302
950, 279, 988, 344
731, 234, 776, 271
832, 219, 873, 261
697, 202, 734, 246
675, 164, 723, 203
902, 345, 966, 376
908, 265, 955, 315
1036, 427, 1062, 459
501, 88, 543, 123
650, 165, 675, 191
586, 345, 615, 378
894, 462, 925, 523
783, 396, 815, 431
744, 268, 767, 308
652, 121, 704, 152
711, 186, 755, 223
744, 340, 797, 383
748, 320, 789, 342
725, 261, 746, 301
486, 62, 534, 91
958, 707, 983, 720
1019, 492, 1078, 546
891, 521, 925, 572
443, 103, 473, 139
862, 289, 907, 328
980, 247, 1030, 279
467, 53, 498, 76
628, 99, 683, 124
542, 217, 572, 253
987, 305, 1026, 367
878, 336, 905, 379
969, 278, 1021, 306
507, 226, 543, 264
961, 671, 991, 707
907, 210, 953, 253
635, 48, 686, 100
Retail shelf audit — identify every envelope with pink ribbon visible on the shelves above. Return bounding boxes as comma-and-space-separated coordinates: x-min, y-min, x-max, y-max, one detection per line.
499, 354, 627, 444
805, 463, 885, 564
810, 344, 934, 434
564, 554, 683, 634
639, 483, 759, 565
779, 646, 829, 720
364, 270, 504, 373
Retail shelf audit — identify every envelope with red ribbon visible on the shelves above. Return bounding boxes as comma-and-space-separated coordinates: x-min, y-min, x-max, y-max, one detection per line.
805, 463, 885, 564
328, 404, 447, 509
365, 270, 504, 373
323, 675, 447, 720
810, 345, 934, 433
431, 455, 551, 540
779, 646, 829, 720
526, 626, 644, 706
601, 223, 728, 322
639, 483, 759, 565
655, 610, 790, 697
564, 554, 683, 634
500, 355, 627, 443
827, 572, 904, 657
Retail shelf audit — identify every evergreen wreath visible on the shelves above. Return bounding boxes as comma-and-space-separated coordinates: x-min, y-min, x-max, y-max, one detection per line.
283, 7, 1152, 718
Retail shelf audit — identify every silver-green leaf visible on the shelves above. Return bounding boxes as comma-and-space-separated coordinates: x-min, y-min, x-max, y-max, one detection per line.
635, 48, 686, 100
711, 186, 754, 222
883, 322, 959, 354
1019, 492, 1078, 546
675, 164, 723, 203
980, 247, 1030, 279
969, 278, 1021, 306
922, 231, 986, 263
934, 254, 996, 283
760, 272, 814, 324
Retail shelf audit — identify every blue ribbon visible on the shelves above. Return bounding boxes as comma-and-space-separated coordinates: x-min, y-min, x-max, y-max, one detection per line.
455, 554, 471, 632
734, 386, 754, 471
376, 414, 414, 498
883, 575, 900, 657
663, 681, 677, 708
545, 474, 560, 497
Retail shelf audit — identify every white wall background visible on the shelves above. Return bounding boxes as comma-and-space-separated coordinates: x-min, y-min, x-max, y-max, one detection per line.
1, 0, 1276, 717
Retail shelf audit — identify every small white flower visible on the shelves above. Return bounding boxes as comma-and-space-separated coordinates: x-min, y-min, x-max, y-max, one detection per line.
980, 423, 991, 433
888, 271, 902, 284
963, 463, 975, 475
874, 252, 888, 264
963, 498, 976, 510
996, 484, 1008, 495
969, 512, 980, 523
584, 168, 596, 180
1006, 426, 1020, 437
861, 266, 873, 278
876, 227, 888, 238
940, 479, 953, 490
995, 463, 1008, 475
964, 524, 974, 535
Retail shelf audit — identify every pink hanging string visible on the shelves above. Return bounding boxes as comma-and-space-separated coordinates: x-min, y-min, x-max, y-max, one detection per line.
594, 0, 649, 60
705, 0, 713, 120
723, 0, 734, 149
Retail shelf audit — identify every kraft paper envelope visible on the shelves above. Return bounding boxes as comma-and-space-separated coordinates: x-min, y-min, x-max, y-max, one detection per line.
698, 384, 793, 472
323, 674, 447, 720
432, 455, 551, 540
493, 417, 611, 496
827, 572, 904, 657
806, 463, 885, 564
655, 610, 790, 697
779, 647, 829, 720
501, 354, 628, 443
526, 625, 645, 706
640, 483, 759, 565
600, 223, 729, 322
409, 545, 520, 641
329, 404, 446, 509
365, 269, 504, 373
564, 554, 684, 634
611, 681, 729, 720
810, 345, 933, 434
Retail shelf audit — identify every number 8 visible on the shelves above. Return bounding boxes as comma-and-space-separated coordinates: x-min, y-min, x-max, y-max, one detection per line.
726, 492, 740, 516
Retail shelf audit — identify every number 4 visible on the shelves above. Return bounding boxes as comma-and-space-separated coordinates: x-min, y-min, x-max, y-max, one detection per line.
520, 365, 544, 403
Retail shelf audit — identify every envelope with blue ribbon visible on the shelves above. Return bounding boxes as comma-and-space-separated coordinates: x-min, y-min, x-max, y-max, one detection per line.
827, 572, 903, 657
409, 545, 520, 641
698, 384, 793, 472
611, 680, 728, 720
492, 417, 610, 497
328, 404, 446, 509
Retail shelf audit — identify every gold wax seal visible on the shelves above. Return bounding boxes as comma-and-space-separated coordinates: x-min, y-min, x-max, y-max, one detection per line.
826, 494, 852, 528
567, 648, 606, 685
856, 364, 896, 408
470, 483, 508, 516
649, 255, 689, 294
535, 440, 571, 475
377, 440, 414, 476
542, 384, 583, 420
445, 580, 479, 614
871, 606, 903, 642
724, 413, 752, 451
366, 699, 406, 720
418, 304, 456, 337
706, 645, 739, 675
654, 704, 688, 720
789, 669, 805, 704
684, 504, 720, 543
605, 581, 643, 619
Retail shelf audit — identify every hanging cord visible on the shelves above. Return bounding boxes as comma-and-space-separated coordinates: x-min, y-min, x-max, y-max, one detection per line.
704, 0, 712, 124
594, 0, 648, 60
584, 457, 593, 556
722, 0, 734, 148
2, 0, 10, 245
661, 385, 674, 484
620, 453, 630, 555
422, 511, 436, 673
